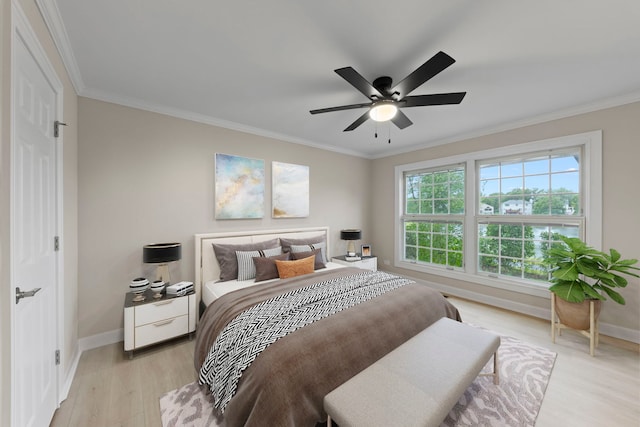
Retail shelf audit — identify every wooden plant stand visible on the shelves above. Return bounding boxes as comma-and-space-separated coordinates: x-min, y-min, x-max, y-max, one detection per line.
551, 292, 599, 356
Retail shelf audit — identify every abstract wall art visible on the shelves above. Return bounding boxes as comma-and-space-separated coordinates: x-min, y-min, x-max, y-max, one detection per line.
272, 161, 309, 218
215, 153, 265, 219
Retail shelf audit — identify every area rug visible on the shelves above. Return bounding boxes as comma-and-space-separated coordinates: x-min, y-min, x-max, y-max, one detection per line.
160, 330, 556, 427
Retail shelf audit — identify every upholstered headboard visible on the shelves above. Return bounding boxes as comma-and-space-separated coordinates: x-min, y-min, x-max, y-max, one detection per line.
194, 227, 330, 302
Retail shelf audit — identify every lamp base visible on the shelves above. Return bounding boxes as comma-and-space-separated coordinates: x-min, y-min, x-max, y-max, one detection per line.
156, 263, 171, 284
346, 241, 356, 257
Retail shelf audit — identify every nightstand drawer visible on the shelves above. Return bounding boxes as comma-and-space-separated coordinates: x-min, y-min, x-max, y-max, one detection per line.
134, 297, 188, 326
359, 258, 377, 271
134, 314, 189, 347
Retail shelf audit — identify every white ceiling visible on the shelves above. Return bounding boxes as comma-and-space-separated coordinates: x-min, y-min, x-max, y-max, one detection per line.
41, 0, 640, 158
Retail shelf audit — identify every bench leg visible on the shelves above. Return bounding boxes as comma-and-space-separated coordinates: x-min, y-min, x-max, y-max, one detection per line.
479, 351, 499, 385
493, 351, 499, 385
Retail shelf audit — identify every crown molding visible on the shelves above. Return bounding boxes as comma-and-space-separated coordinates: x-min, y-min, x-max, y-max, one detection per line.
372, 91, 640, 159
35, 0, 85, 93
80, 86, 368, 158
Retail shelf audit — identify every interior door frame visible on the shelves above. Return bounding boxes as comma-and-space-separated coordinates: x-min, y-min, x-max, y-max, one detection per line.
10, 1, 65, 425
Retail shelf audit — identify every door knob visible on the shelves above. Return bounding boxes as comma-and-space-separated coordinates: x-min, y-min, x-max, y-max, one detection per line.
15, 287, 41, 304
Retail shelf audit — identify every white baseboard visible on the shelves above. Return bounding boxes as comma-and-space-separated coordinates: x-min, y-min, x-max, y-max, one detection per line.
78, 328, 124, 352
420, 279, 640, 344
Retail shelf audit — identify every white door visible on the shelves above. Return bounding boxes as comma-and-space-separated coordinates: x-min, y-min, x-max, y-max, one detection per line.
12, 26, 60, 427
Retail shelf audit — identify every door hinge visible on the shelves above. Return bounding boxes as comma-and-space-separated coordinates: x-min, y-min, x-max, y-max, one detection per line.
54, 236, 60, 251
54, 120, 67, 138
55, 350, 60, 365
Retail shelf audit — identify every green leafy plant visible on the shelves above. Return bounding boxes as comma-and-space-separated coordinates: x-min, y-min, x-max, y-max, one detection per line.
545, 236, 639, 304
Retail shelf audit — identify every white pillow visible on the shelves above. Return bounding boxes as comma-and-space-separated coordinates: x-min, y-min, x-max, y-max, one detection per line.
236, 247, 282, 281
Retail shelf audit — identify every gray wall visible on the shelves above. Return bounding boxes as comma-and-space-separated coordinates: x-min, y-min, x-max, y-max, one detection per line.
77, 97, 372, 338
371, 101, 640, 337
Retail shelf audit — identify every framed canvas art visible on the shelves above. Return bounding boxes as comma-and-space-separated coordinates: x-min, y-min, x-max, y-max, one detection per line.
215, 153, 264, 219
272, 161, 309, 218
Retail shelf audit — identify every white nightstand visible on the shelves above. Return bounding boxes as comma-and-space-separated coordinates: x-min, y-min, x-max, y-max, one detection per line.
124, 289, 196, 357
331, 255, 377, 271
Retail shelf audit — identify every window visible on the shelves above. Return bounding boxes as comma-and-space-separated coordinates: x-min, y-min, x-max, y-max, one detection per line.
403, 166, 464, 269
477, 149, 582, 282
395, 131, 602, 296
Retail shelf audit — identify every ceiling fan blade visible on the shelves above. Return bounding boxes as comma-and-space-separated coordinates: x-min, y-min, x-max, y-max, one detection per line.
402, 92, 467, 107
391, 110, 413, 129
391, 51, 456, 98
310, 102, 371, 115
335, 67, 383, 99
344, 111, 370, 131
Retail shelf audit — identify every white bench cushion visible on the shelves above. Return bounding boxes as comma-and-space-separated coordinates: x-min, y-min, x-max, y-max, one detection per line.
324, 317, 500, 427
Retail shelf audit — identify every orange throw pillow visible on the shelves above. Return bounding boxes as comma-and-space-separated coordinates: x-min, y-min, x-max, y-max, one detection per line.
275, 255, 315, 279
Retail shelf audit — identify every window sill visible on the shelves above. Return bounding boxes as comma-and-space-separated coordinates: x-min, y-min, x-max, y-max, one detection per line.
396, 260, 551, 299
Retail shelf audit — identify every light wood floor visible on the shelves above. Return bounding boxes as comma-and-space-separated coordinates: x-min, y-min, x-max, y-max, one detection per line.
50, 296, 640, 426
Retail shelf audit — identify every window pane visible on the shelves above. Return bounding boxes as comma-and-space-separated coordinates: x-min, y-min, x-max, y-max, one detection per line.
480, 164, 499, 180
501, 177, 523, 194
403, 220, 464, 269
477, 148, 581, 217
524, 157, 549, 175
524, 175, 548, 193
551, 154, 579, 173
501, 162, 522, 177
406, 200, 419, 214
551, 171, 579, 193
404, 166, 464, 217
477, 222, 579, 283
480, 179, 500, 198
434, 199, 449, 214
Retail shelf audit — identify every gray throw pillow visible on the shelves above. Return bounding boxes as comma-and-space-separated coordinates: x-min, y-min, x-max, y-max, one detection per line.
280, 235, 327, 262
290, 248, 326, 270
212, 238, 279, 281
253, 252, 290, 282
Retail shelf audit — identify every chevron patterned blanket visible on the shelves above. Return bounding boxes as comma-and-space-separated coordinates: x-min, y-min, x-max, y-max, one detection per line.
194, 267, 460, 427
199, 270, 413, 411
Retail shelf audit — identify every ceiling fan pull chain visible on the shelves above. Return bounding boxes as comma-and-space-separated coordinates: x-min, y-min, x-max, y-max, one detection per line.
374, 122, 378, 138
388, 123, 391, 144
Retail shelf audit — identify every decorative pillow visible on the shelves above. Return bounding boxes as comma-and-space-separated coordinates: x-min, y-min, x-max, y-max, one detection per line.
275, 255, 315, 279
289, 241, 327, 264
253, 252, 290, 282
236, 247, 283, 281
290, 248, 326, 270
212, 238, 279, 281
280, 236, 327, 262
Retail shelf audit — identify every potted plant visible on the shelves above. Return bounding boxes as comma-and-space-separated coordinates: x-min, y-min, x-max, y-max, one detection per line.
545, 236, 639, 330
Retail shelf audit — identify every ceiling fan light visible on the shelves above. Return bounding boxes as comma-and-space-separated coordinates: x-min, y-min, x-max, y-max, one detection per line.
369, 102, 398, 122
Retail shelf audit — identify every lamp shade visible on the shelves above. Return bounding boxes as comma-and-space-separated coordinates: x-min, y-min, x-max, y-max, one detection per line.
369, 102, 398, 122
340, 229, 362, 240
143, 243, 182, 264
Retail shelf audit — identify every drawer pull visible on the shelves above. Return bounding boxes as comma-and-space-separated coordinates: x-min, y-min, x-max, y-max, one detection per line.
153, 318, 175, 327
153, 300, 174, 306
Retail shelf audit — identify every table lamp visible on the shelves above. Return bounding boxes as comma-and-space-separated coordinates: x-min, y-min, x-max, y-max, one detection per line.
340, 229, 362, 257
143, 242, 182, 284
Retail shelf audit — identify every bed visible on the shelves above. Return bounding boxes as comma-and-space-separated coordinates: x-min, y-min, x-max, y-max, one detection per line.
193, 227, 460, 427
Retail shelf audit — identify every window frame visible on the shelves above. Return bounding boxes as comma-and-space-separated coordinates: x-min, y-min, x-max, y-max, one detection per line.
394, 130, 602, 298
403, 164, 466, 271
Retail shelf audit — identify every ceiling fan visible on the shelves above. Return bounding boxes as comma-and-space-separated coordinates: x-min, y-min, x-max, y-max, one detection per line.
310, 51, 466, 132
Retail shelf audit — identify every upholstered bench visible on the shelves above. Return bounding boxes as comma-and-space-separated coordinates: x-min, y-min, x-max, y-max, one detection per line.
324, 317, 500, 427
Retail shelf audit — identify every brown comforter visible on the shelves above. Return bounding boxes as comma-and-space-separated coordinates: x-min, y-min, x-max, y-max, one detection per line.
194, 267, 460, 427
